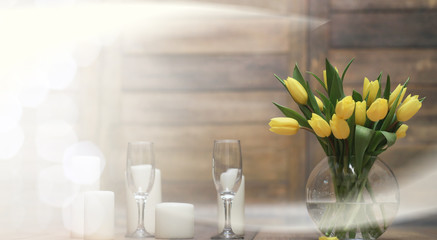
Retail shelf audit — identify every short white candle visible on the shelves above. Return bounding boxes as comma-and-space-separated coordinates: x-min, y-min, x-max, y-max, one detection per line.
84, 191, 114, 240
69, 156, 100, 238
126, 169, 162, 234
155, 203, 194, 239
218, 175, 245, 235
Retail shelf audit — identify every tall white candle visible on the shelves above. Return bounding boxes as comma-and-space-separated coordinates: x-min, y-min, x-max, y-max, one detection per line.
155, 203, 194, 239
218, 175, 245, 235
126, 169, 162, 234
84, 191, 114, 240
69, 156, 100, 238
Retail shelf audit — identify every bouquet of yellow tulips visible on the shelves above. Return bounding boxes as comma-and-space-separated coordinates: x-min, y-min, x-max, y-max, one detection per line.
269, 59, 424, 240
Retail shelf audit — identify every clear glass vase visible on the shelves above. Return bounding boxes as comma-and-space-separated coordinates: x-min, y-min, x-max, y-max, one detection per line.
306, 156, 400, 240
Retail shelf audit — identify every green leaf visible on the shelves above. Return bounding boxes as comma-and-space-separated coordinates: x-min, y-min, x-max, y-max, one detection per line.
274, 74, 286, 88
368, 131, 396, 153
419, 97, 426, 102
317, 90, 334, 120
273, 102, 310, 128
380, 85, 405, 130
304, 81, 323, 115
354, 125, 375, 172
352, 90, 363, 102
292, 63, 306, 86
341, 58, 355, 81
308, 71, 327, 91
383, 75, 391, 100
326, 59, 344, 105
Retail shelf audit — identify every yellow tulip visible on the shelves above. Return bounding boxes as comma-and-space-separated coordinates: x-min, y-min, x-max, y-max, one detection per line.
308, 113, 331, 138
367, 98, 388, 122
315, 96, 324, 111
355, 100, 367, 126
396, 124, 408, 139
396, 94, 422, 121
330, 114, 350, 139
335, 96, 355, 119
319, 237, 338, 240
389, 84, 407, 108
363, 77, 379, 106
269, 117, 300, 135
284, 77, 308, 105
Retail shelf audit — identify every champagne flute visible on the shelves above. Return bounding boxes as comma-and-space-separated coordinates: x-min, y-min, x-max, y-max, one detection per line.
126, 141, 156, 238
211, 140, 243, 239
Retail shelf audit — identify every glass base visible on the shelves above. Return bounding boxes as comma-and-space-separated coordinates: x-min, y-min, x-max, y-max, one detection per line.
126, 228, 154, 238
211, 229, 244, 239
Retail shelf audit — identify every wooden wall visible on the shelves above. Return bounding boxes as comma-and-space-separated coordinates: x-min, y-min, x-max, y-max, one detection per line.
96, 0, 437, 207
97, 0, 311, 205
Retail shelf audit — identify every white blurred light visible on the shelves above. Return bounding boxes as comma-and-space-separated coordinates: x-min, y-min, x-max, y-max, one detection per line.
0, 198, 26, 233
36, 93, 78, 124
64, 156, 100, 185
35, 202, 54, 230
72, 38, 102, 67
46, 52, 77, 90
0, 125, 24, 160
0, 94, 22, 132
13, 67, 50, 108
36, 120, 78, 162
63, 141, 106, 177
37, 165, 80, 208
34, 0, 76, 7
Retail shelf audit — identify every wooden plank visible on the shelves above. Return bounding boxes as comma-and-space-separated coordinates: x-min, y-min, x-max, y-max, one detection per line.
122, 54, 290, 91
331, 12, 437, 48
121, 124, 306, 182
162, 181, 289, 204
122, 18, 297, 54
121, 90, 293, 125
329, 49, 437, 87
182, 0, 301, 14
331, 0, 437, 11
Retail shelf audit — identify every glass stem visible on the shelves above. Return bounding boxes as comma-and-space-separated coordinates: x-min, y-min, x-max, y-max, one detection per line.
223, 197, 233, 232
136, 197, 146, 230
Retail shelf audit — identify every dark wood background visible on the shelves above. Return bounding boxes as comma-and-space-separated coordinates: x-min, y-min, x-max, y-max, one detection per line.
94, 0, 437, 206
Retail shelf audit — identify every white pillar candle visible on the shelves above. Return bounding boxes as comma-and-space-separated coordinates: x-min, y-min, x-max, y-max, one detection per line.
155, 203, 194, 239
84, 191, 114, 240
69, 156, 100, 238
218, 175, 245, 235
126, 169, 162, 234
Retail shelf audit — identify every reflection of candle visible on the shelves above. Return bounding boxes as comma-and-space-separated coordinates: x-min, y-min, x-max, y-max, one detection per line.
220, 168, 240, 191
69, 156, 100, 238
84, 191, 114, 240
218, 175, 245, 235
126, 169, 161, 234
155, 203, 194, 239
130, 164, 153, 193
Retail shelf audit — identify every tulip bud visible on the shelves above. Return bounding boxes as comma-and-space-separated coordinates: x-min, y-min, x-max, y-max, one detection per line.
315, 96, 324, 111
269, 117, 300, 135
396, 124, 408, 139
355, 100, 367, 126
396, 94, 422, 121
308, 113, 331, 138
335, 96, 355, 119
367, 98, 388, 122
330, 114, 350, 139
284, 77, 308, 105
363, 77, 379, 106
389, 84, 407, 108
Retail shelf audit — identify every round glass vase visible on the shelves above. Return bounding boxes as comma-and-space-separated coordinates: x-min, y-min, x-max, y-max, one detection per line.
306, 156, 400, 240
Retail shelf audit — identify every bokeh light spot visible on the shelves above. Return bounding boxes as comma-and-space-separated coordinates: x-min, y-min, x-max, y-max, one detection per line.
72, 38, 102, 67
37, 165, 79, 208
36, 93, 78, 124
64, 155, 101, 185
0, 125, 24, 160
0, 94, 22, 132
63, 141, 106, 177
36, 120, 78, 162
